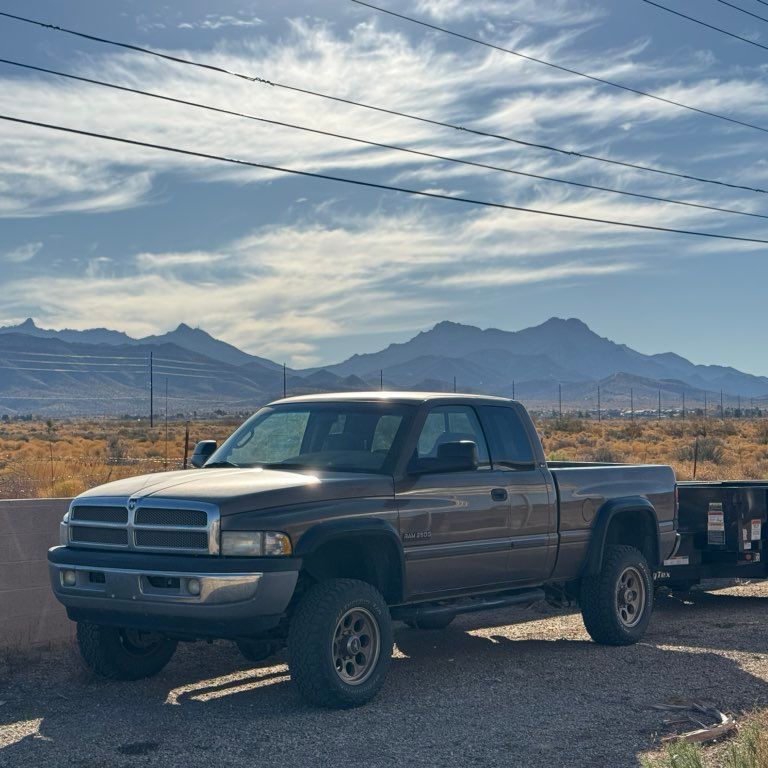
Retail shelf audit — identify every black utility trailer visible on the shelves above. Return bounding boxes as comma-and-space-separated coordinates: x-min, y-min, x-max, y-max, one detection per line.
658, 482, 768, 589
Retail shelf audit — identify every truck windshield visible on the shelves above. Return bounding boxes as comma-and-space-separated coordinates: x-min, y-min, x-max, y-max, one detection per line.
206, 402, 415, 474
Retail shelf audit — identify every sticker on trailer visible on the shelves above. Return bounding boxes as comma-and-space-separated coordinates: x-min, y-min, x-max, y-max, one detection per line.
752, 519, 762, 541
708, 503, 725, 546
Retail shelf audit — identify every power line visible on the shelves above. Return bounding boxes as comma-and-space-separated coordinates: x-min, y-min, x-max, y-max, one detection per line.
3, 112, 768, 244
638, 0, 768, 52
1, 13, 767, 197
715, 0, 768, 24
0, 348, 146, 361
350, 0, 768, 134
3, 59, 766, 222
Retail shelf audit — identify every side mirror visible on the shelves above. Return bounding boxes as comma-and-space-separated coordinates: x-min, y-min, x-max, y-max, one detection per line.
190, 440, 217, 468
436, 441, 479, 472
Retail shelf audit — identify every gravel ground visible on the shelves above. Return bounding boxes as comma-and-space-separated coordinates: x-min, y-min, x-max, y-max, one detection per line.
2, 582, 768, 767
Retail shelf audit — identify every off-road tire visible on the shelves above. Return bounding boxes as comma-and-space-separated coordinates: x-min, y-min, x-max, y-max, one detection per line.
287, 578, 392, 708
404, 615, 455, 630
236, 639, 279, 664
76, 622, 177, 680
580, 545, 654, 646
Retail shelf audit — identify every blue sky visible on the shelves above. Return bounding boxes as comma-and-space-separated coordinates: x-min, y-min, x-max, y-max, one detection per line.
1, 0, 768, 372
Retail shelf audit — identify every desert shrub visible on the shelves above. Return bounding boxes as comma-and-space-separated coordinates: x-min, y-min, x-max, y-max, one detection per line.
756, 421, 768, 445
675, 437, 725, 465
590, 446, 622, 463
550, 416, 584, 434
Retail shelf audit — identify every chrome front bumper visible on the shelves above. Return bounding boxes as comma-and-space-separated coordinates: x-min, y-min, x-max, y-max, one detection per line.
48, 546, 300, 636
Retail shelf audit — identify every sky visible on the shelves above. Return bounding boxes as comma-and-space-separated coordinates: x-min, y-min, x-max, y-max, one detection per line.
1, 0, 768, 372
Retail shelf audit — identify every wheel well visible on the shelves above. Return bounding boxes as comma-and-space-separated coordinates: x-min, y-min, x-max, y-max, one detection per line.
604, 510, 659, 568
299, 535, 403, 604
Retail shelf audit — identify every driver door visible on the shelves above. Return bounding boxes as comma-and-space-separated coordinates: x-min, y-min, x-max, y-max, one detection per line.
396, 405, 513, 598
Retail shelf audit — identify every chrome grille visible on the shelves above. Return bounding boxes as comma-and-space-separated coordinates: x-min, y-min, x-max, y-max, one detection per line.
71, 506, 128, 524
134, 508, 207, 527
66, 498, 219, 554
70, 525, 129, 546
135, 529, 209, 550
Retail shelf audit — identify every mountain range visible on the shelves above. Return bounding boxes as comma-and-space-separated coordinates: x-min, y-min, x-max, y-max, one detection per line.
0, 316, 764, 416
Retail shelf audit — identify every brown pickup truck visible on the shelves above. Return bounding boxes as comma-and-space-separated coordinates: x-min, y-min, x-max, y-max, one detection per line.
49, 392, 677, 707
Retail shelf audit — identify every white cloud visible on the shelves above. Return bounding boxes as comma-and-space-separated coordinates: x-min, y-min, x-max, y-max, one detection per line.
3, 241, 42, 263
178, 14, 264, 31
0, 208, 649, 365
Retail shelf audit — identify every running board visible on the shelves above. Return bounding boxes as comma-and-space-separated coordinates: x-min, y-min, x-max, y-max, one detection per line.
392, 588, 544, 622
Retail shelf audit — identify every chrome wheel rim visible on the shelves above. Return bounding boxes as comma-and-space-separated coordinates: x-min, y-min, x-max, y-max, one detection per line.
616, 566, 646, 628
331, 607, 380, 685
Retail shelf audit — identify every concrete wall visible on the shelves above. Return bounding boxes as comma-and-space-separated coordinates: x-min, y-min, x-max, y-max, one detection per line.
0, 498, 73, 650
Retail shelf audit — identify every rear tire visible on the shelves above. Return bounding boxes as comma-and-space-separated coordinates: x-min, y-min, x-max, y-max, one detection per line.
77, 622, 177, 680
287, 578, 392, 708
580, 545, 654, 646
404, 615, 455, 630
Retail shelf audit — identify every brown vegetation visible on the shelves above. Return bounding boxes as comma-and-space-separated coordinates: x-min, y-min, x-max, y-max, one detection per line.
1, 414, 767, 499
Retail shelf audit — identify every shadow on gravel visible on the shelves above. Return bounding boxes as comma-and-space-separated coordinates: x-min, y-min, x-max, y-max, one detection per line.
3, 614, 768, 768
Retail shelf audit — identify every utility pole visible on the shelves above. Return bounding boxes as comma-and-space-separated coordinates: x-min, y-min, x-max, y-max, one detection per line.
149, 351, 154, 428
164, 377, 169, 470
512, 380, 515, 400
720, 389, 724, 419
704, 391, 708, 420
658, 389, 661, 421
597, 385, 601, 423
183, 421, 190, 470
453, 376, 457, 393
630, 388, 634, 421
283, 363, 287, 398
558, 384, 562, 418
380, 369, 383, 391
738, 395, 741, 418
682, 392, 686, 420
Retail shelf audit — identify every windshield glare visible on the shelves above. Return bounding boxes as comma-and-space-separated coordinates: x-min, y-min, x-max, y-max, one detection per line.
207, 402, 414, 474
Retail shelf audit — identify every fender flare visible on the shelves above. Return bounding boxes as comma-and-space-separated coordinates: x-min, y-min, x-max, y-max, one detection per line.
582, 497, 660, 576
295, 518, 405, 600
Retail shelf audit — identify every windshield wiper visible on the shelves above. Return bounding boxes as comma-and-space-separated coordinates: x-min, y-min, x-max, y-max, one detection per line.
204, 460, 238, 468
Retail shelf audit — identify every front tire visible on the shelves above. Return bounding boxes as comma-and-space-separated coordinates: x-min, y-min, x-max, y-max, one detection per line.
76, 622, 177, 680
287, 578, 392, 708
580, 545, 654, 646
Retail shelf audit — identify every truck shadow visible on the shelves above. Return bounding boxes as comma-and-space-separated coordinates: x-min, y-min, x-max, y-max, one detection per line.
3, 617, 768, 768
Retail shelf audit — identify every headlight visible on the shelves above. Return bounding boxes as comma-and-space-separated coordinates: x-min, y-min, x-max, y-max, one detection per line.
220, 531, 292, 557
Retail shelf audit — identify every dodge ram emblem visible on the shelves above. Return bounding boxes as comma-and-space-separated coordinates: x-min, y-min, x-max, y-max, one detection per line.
127, 498, 137, 511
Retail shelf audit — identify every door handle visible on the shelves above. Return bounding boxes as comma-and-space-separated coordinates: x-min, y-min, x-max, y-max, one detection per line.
491, 488, 508, 502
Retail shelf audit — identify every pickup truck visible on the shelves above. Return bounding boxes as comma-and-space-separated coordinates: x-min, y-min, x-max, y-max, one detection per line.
49, 392, 677, 708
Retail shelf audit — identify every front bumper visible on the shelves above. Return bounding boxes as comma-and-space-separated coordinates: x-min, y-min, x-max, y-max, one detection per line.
48, 546, 301, 638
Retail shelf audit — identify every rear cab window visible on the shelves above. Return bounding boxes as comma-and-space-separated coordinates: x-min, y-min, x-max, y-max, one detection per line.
478, 405, 536, 469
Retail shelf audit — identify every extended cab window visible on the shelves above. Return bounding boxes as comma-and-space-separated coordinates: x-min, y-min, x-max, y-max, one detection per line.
412, 405, 490, 471
479, 405, 536, 468
210, 402, 414, 474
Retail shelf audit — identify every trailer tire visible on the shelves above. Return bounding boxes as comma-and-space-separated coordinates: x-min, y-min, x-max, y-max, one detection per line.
580, 545, 654, 646
76, 622, 177, 680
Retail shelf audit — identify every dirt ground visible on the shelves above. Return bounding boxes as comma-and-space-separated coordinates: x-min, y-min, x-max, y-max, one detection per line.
2, 582, 768, 767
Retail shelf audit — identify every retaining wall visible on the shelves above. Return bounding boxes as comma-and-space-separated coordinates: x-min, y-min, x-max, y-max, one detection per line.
0, 498, 73, 649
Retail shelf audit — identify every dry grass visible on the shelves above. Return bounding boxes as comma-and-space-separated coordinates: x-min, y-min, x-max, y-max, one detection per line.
1, 415, 767, 499
0, 416, 241, 499
643, 714, 768, 768
535, 417, 768, 482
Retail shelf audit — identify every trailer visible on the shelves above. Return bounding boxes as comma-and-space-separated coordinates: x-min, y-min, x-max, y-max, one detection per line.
658, 482, 768, 590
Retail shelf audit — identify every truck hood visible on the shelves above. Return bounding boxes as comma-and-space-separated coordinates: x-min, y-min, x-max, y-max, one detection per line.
76, 467, 394, 517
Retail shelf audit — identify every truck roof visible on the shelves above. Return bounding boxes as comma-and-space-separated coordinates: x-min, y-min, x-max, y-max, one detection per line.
271, 391, 514, 406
